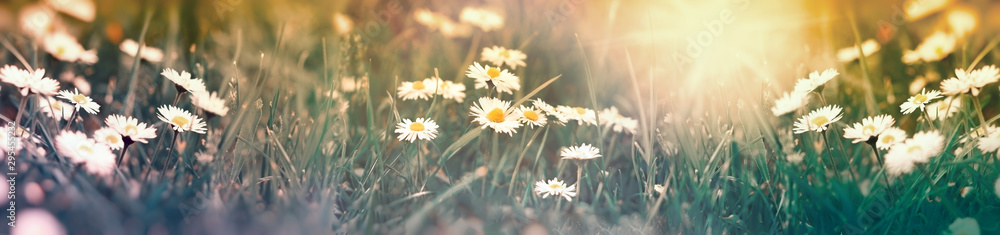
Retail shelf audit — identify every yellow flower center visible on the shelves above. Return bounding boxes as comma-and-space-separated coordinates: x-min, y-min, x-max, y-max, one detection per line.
935, 47, 945, 56
125, 124, 138, 135
912, 94, 927, 104
523, 110, 539, 121
409, 122, 425, 131
52, 102, 63, 111
171, 116, 190, 128
77, 144, 93, 154
72, 94, 88, 104
56, 46, 66, 56
487, 67, 501, 78
881, 136, 895, 144
575, 107, 586, 115
862, 125, 877, 135
105, 135, 120, 144
547, 183, 563, 190
499, 50, 510, 58
412, 81, 425, 90
487, 108, 505, 123
810, 116, 829, 127
907, 145, 923, 153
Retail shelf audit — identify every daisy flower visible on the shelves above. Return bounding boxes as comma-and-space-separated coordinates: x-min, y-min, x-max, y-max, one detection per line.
120, 39, 164, 63
105, 114, 158, 143
195, 151, 214, 163
599, 107, 639, 133
470, 97, 522, 135
434, 78, 466, 102
885, 131, 945, 174
57, 88, 100, 114
54, 130, 116, 176
995, 177, 1000, 199
941, 65, 1000, 96
902, 31, 956, 64
945, 218, 980, 235
836, 39, 881, 62
793, 68, 839, 94
560, 143, 602, 160
93, 127, 124, 150
900, 89, 942, 114
1, 66, 60, 96
792, 105, 843, 134
397, 79, 434, 100
42, 31, 87, 62
926, 97, 961, 120
843, 114, 895, 143
481, 46, 527, 69
534, 178, 576, 201
394, 118, 439, 142
157, 105, 207, 134
533, 99, 568, 124
38, 97, 75, 121
557, 105, 597, 125
977, 125, 1000, 154
18, 4, 57, 38
466, 62, 520, 94
516, 105, 547, 128
45, 0, 96, 22
772, 91, 809, 116
876, 127, 906, 150
459, 7, 504, 31
161, 68, 206, 93
11, 209, 66, 235
191, 91, 229, 117
653, 184, 666, 194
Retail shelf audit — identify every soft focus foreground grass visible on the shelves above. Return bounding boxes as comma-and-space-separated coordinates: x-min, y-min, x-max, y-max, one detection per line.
1, 0, 999, 234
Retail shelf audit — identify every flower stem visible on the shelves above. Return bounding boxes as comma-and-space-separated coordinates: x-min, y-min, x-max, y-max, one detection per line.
12, 94, 29, 128
821, 131, 841, 182
971, 95, 988, 128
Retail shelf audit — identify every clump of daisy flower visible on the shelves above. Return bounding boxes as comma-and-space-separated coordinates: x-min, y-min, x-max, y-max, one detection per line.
793, 105, 843, 134
772, 91, 809, 116
515, 105, 547, 128
54, 130, 116, 176
926, 96, 962, 120
793, 68, 839, 94
459, 7, 504, 31
843, 114, 895, 143
884, 130, 945, 176
0, 65, 60, 96
161, 68, 207, 93
413, 9, 471, 38
57, 88, 100, 114
836, 39, 880, 62
120, 39, 164, 62
191, 91, 229, 117
941, 65, 1000, 96
394, 118, 439, 142
481, 46, 526, 69
599, 107, 639, 133
557, 105, 597, 126
93, 127, 123, 150
397, 79, 435, 100
470, 97, 522, 135
466, 62, 520, 94
945, 217, 980, 235
900, 89, 942, 114
560, 143, 602, 160
157, 105, 207, 134
534, 178, 576, 201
